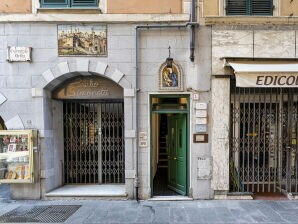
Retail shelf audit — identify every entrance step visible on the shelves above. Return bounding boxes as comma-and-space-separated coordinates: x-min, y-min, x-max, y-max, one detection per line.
149, 196, 193, 201
45, 184, 127, 200
215, 192, 253, 200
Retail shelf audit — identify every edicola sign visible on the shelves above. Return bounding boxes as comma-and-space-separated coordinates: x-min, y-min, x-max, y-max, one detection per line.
236, 73, 298, 88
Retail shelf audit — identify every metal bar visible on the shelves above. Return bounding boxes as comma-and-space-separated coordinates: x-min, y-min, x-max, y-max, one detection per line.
116, 103, 120, 183
112, 103, 116, 183
278, 89, 283, 192
108, 103, 111, 183
288, 90, 293, 192
65, 102, 69, 183
257, 89, 261, 192
247, 88, 251, 192
274, 89, 278, 192
237, 87, 241, 192
89, 102, 91, 184
268, 88, 272, 192
98, 103, 102, 184
72, 102, 75, 183
242, 88, 246, 192
296, 93, 298, 193
262, 88, 266, 192
92, 102, 94, 183
122, 101, 125, 183
104, 102, 107, 183
252, 88, 256, 192
232, 82, 236, 191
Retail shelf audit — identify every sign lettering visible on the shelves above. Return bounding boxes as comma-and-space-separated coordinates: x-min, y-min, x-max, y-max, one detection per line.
7, 47, 32, 62
236, 73, 298, 88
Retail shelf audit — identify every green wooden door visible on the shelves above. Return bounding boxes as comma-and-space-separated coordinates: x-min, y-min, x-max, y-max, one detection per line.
168, 114, 187, 195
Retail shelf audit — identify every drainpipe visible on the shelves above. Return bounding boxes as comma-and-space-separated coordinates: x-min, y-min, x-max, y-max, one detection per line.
190, 0, 197, 62
135, 27, 139, 201
134, 1, 198, 201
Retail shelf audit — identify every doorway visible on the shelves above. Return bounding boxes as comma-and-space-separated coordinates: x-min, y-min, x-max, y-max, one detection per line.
63, 100, 124, 184
151, 95, 189, 196
230, 81, 298, 198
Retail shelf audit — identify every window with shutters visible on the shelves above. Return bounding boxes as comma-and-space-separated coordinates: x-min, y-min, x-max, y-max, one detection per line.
226, 0, 273, 15
41, 0, 98, 8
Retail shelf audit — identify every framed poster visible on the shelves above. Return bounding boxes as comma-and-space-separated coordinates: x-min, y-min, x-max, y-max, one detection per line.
0, 130, 35, 183
58, 24, 107, 56
159, 62, 183, 91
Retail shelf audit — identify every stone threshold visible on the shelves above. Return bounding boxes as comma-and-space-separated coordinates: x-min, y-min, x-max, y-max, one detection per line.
45, 184, 127, 199
215, 192, 253, 200
148, 196, 193, 201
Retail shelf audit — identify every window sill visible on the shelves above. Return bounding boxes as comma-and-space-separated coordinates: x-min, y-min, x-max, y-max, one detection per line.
37, 8, 102, 14
204, 16, 298, 25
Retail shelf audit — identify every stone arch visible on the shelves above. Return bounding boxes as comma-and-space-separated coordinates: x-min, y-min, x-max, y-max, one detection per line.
40, 60, 133, 91
38, 59, 136, 199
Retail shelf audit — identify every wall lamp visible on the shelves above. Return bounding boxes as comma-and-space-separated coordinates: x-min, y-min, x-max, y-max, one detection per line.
166, 46, 173, 68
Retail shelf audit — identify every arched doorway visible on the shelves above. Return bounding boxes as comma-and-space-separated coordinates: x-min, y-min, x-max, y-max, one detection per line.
52, 75, 125, 185
0, 117, 6, 130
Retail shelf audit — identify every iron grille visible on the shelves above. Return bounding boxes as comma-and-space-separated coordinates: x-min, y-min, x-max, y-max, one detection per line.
63, 101, 125, 184
230, 79, 298, 194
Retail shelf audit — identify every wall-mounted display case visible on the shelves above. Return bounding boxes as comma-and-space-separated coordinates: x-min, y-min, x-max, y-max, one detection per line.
0, 130, 34, 183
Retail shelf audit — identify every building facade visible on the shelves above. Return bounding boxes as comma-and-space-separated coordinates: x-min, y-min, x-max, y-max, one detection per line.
0, 0, 297, 200
204, 0, 298, 199
0, 0, 214, 200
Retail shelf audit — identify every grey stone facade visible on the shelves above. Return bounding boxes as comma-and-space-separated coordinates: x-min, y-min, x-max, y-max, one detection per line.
0, 23, 213, 200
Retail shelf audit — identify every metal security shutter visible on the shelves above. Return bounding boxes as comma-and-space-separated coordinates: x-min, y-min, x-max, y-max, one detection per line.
251, 0, 273, 15
226, 0, 248, 15
41, 0, 69, 7
71, 0, 98, 7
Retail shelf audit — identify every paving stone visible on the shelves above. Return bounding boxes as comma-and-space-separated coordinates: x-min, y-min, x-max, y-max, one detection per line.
152, 207, 170, 223
0, 187, 297, 224
170, 207, 189, 223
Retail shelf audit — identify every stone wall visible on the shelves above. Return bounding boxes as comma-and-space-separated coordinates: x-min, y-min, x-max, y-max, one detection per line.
210, 25, 298, 195
0, 22, 212, 199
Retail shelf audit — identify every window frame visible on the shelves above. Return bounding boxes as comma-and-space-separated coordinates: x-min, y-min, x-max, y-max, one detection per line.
41, 0, 98, 8
226, 0, 273, 16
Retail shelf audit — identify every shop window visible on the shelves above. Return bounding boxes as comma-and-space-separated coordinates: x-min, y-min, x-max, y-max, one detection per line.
226, 0, 273, 16
41, 0, 98, 8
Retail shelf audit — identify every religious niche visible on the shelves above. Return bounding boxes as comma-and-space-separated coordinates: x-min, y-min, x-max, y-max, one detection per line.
159, 62, 183, 91
52, 76, 123, 100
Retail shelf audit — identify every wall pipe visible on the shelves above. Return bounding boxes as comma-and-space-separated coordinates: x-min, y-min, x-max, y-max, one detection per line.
190, 0, 196, 62
133, 0, 198, 202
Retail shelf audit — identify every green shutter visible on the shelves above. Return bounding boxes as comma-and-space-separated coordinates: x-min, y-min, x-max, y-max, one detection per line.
226, 0, 248, 15
41, 0, 98, 7
71, 0, 98, 7
251, 0, 273, 15
41, 0, 69, 7
227, 0, 273, 16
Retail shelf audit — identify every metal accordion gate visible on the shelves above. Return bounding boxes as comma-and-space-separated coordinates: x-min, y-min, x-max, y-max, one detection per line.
230, 80, 298, 194
63, 100, 125, 184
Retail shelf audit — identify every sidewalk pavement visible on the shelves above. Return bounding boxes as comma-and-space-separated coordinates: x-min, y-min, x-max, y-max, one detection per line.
0, 185, 297, 223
